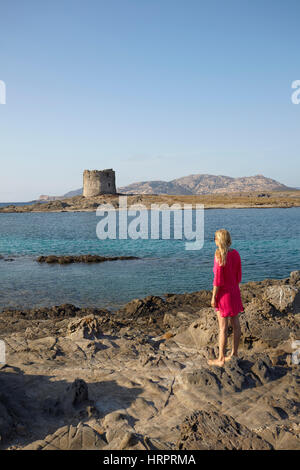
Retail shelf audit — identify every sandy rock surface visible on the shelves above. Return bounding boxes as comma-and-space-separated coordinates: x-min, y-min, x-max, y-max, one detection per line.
0, 272, 299, 450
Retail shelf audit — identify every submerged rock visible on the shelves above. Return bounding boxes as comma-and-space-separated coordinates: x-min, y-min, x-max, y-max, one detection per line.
36, 254, 139, 264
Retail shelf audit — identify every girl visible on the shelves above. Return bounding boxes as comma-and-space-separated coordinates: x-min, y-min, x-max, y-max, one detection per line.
208, 229, 244, 367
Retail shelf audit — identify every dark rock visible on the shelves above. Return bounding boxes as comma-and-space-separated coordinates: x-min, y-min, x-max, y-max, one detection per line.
183, 355, 285, 394
250, 353, 282, 383
176, 409, 273, 450
69, 379, 89, 406
0, 304, 111, 321
36, 254, 139, 264
67, 315, 102, 339
117, 295, 167, 320
164, 290, 211, 311
43, 378, 98, 419
184, 368, 222, 391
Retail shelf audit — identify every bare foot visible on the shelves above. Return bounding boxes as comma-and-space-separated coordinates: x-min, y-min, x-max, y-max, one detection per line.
224, 354, 233, 362
224, 353, 237, 362
207, 358, 225, 367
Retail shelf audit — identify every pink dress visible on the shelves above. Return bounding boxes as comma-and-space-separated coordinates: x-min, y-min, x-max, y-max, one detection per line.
213, 248, 244, 318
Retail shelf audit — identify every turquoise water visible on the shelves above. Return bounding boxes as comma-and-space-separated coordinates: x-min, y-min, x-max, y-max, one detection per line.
0, 208, 299, 311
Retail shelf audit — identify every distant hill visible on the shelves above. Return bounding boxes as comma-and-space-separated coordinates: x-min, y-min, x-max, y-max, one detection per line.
38, 174, 293, 200
118, 174, 292, 195
39, 188, 82, 201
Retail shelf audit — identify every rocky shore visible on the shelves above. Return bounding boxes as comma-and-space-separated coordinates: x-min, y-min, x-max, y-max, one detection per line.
0, 272, 299, 450
0, 190, 300, 213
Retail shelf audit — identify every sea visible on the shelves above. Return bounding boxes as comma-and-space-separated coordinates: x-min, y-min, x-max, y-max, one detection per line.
0, 207, 299, 311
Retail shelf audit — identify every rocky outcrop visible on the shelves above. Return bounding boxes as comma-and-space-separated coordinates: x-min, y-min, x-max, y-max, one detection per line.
117, 295, 167, 320
0, 303, 111, 321
181, 354, 286, 393
67, 315, 102, 340
290, 271, 300, 285
36, 254, 139, 264
0, 272, 299, 450
43, 378, 98, 420
258, 421, 300, 450
176, 410, 273, 450
263, 285, 300, 313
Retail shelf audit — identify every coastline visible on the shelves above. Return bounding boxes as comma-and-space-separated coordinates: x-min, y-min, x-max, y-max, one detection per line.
0, 190, 299, 213
0, 205, 299, 213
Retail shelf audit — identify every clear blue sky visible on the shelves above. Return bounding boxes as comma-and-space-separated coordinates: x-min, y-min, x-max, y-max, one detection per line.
0, 0, 299, 201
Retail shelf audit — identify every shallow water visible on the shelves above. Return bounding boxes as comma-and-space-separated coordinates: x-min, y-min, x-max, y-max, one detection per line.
0, 207, 299, 311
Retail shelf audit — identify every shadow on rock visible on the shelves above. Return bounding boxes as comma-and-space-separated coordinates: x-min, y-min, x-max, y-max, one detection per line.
0, 365, 143, 450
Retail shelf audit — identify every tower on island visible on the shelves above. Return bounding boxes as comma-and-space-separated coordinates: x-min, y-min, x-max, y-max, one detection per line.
83, 169, 117, 197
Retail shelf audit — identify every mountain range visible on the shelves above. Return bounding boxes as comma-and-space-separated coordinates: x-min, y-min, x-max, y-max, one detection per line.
38, 174, 294, 200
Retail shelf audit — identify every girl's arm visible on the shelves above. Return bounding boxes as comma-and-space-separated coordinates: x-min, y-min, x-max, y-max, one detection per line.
212, 256, 223, 307
211, 285, 220, 307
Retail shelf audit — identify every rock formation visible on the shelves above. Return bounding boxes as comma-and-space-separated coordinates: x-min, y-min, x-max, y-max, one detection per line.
1, 190, 299, 213
0, 271, 299, 450
36, 254, 139, 264
177, 409, 273, 450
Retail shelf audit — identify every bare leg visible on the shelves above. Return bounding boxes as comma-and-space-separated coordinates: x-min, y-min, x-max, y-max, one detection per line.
225, 314, 241, 362
208, 311, 228, 367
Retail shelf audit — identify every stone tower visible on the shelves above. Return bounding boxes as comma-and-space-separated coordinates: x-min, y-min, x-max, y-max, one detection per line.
83, 169, 116, 197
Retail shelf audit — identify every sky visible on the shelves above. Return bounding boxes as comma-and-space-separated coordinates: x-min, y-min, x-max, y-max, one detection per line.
0, 0, 299, 201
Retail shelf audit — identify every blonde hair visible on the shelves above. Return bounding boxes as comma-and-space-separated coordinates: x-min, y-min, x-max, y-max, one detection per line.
215, 229, 232, 266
